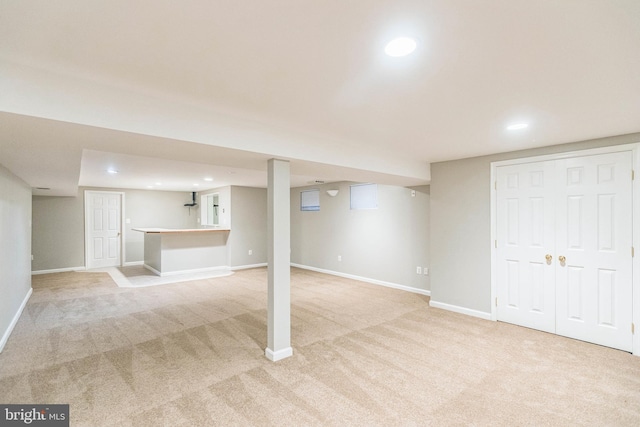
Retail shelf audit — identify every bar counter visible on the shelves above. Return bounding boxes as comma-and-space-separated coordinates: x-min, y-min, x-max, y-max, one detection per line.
133, 228, 230, 276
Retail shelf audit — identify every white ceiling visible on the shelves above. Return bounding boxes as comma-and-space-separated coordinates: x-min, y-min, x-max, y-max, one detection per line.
1, 1, 639, 196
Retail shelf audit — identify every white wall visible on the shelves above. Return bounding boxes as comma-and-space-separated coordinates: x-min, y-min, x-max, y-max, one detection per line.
430, 132, 640, 315
0, 164, 32, 352
291, 182, 430, 293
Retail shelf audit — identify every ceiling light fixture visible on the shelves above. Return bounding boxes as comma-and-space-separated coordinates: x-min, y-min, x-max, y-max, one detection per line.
107, 168, 119, 174
385, 37, 417, 57
155, 182, 162, 186
204, 177, 213, 182
507, 123, 529, 130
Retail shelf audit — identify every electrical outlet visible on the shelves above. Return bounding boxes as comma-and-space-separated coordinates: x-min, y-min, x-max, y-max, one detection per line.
248, 249, 253, 255
411, 190, 416, 197
338, 255, 342, 262
416, 266, 422, 274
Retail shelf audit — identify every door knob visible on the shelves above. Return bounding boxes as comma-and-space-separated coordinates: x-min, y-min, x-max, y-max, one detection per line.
558, 255, 566, 263
545, 254, 552, 262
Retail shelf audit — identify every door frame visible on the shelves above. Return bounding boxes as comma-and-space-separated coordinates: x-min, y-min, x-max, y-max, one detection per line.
490, 143, 640, 356
84, 190, 126, 270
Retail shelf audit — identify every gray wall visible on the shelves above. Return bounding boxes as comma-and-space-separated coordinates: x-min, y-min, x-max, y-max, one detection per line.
291, 182, 430, 292
32, 194, 85, 270
430, 132, 640, 314
229, 186, 267, 267
0, 165, 32, 351
123, 188, 199, 262
32, 187, 198, 271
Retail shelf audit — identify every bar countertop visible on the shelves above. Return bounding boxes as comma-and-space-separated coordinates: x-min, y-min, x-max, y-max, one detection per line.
132, 228, 230, 234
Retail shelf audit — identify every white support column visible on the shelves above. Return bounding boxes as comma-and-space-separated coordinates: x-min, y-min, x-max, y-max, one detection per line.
265, 159, 293, 361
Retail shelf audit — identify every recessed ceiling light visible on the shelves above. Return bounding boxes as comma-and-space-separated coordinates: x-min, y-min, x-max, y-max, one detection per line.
155, 182, 162, 186
507, 123, 529, 130
107, 168, 119, 174
147, 186, 154, 189
193, 183, 199, 187
204, 177, 213, 182
385, 37, 417, 57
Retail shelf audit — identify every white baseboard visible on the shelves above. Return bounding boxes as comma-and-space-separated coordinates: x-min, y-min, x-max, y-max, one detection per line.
123, 261, 144, 266
143, 264, 231, 277
429, 300, 492, 321
291, 263, 430, 296
0, 287, 32, 353
31, 266, 86, 275
265, 346, 293, 362
231, 263, 268, 271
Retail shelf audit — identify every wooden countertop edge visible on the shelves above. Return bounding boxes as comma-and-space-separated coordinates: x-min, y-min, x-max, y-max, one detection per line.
132, 228, 230, 234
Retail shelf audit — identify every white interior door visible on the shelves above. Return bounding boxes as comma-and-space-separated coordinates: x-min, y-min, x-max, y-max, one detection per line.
86, 191, 122, 269
496, 160, 556, 333
496, 151, 633, 352
555, 152, 633, 351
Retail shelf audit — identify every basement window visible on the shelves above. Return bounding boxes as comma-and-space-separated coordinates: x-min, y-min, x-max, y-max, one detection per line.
300, 189, 320, 211
350, 183, 378, 210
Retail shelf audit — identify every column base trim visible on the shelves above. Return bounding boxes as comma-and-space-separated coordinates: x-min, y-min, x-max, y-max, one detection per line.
265, 346, 293, 362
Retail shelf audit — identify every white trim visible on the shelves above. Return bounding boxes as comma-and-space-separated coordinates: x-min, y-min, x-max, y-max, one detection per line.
121, 194, 127, 264
634, 146, 640, 357
123, 261, 144, 267
230, 263, 268, 271
0, 288, 32, 353
490, 162, 498, 322
99, 266, 233, 288
31, 266, 86, 275
490, 142, 640, 357
291, 263, 430, 296
492, 143, 639, 168
143, 264, 230, 277
429, 300, 492, 321
265, 346, 293, 362
142, 264, 162, 276
84, 190, 125, 270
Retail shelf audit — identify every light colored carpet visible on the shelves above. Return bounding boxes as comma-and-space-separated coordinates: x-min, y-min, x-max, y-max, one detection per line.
1, 267, 639, 426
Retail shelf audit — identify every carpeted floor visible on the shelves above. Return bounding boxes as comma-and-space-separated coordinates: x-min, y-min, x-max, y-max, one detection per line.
1, 267, 639, 426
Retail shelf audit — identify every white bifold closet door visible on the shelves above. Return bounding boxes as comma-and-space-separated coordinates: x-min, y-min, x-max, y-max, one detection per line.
496, 151, 633, 352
